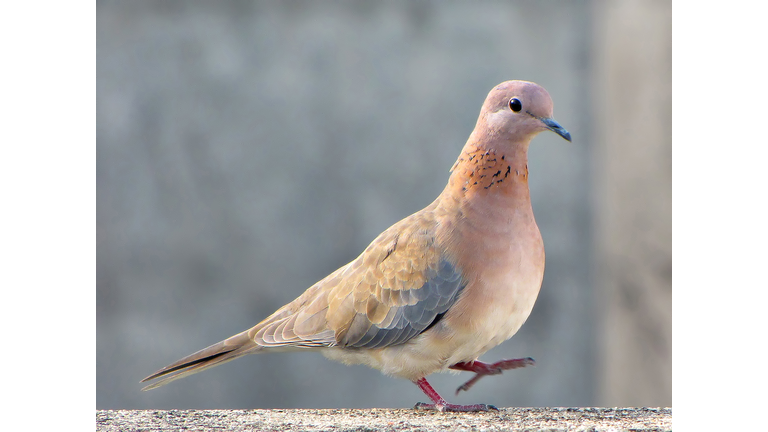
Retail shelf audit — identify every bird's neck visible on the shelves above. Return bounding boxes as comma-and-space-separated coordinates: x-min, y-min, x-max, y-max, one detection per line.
443, 139, 533, 202
433, 138, 540, 265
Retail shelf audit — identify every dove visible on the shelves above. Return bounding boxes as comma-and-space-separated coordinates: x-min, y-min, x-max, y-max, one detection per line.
141, 80, 571, 412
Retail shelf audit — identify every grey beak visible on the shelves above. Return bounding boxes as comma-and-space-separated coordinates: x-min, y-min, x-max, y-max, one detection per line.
541, 117, 571, 142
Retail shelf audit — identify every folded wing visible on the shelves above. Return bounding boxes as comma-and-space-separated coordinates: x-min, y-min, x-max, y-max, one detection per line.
254, 210, 465, 350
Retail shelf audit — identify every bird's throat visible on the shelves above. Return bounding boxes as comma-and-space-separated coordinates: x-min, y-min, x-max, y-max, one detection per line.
447, 144, 531, 200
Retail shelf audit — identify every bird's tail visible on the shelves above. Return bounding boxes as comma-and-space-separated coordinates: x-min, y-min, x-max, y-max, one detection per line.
140, 330, 259, 391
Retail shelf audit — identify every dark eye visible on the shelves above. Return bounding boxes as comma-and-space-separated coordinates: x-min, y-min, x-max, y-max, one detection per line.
509, 97, 522, 112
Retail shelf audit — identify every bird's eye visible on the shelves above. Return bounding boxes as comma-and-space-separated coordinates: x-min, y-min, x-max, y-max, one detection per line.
509, 97, 522, 112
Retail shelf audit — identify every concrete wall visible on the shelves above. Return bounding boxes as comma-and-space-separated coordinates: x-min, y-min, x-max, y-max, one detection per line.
97, 0, 670, 409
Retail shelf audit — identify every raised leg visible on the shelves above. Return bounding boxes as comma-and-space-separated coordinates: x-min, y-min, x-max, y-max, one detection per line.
449, 357, 535, 395
412, 377, 497, 412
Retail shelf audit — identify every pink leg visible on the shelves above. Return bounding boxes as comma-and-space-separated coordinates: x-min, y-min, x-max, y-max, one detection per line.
412, 377, 497, 412
450, 357, 535, 395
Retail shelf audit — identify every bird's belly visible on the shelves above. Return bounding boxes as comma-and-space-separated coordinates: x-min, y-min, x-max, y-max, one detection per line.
321, 339, 451, 381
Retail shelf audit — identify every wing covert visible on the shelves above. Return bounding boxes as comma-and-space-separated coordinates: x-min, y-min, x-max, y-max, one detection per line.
340, 258, 464, 348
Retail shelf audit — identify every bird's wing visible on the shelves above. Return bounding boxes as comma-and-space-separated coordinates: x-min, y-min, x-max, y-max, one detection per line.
252, 210, 466, 349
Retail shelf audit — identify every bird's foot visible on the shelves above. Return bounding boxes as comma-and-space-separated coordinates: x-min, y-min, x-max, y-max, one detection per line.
450, 357, 535, 394
414, 401, 498, 412
412, 377, 497, 413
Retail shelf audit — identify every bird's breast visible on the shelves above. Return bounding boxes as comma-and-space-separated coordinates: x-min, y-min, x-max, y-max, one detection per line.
434, 187, 546, 363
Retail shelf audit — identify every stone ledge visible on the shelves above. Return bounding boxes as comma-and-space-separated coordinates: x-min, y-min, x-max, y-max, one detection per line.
97, 407, 671, 431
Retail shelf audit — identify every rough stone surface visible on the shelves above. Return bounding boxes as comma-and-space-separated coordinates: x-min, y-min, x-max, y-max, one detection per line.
97, 408, 671, 432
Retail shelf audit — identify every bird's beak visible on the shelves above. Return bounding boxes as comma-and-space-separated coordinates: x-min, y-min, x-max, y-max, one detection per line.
540, 117, 571, 142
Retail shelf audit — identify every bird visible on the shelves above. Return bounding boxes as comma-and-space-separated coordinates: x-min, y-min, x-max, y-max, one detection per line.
141, 80, 571, 412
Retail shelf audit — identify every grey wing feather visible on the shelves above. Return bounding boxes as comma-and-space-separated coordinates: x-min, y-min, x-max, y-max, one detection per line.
342, 259, 465, 349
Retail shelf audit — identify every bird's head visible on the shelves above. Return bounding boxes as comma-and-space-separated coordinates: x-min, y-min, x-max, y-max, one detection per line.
477, 80, 571, 143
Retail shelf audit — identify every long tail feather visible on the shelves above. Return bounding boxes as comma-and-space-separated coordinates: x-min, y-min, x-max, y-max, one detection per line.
141, 330, 258, 391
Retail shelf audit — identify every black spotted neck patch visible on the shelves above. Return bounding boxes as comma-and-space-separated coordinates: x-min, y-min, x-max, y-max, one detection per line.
452, 149, 527, 192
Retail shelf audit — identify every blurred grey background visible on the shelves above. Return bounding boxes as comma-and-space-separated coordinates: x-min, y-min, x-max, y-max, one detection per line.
97, 0, 670, 409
